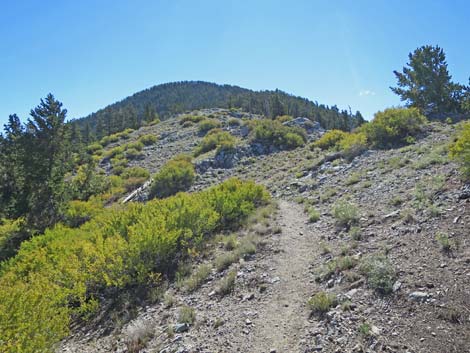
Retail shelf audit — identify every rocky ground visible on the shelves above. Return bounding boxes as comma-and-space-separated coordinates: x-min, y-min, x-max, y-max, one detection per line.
60, 111, 470, 353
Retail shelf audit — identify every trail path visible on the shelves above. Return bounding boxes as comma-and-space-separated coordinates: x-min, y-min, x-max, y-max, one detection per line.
235, 200, 320, 353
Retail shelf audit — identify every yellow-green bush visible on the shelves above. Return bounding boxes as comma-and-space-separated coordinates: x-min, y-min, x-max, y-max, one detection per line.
0, 178, 268, 353
450, 121, 470, 181
0, 218, 25, 261
275, 115, 293, 123
63, 198, 105, 228
86, 142, 103, 155
100, 134, 120, 146
125, 141, 144, 151
249, 119, 307, 149
179, 114, 205, 125
198, 118, 222, 134
125, 148, 143, 160
105, 145, 125, 159
68, 163, 110, 201
194, 129, 236, 157
361, 107, 427, 148
138, 134, 158, 146
337, 132, 368, 160
121, 166, 150, 192
313, 129, 348, 150
121, 167, 150, 180
149, 155, 195, 199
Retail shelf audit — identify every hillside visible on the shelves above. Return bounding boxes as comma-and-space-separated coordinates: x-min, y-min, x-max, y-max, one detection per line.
72, 81, 364, 140
57, 109, 469, 353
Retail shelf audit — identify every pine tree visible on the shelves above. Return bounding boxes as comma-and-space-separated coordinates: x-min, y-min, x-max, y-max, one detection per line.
391, 45, 464, 115
25, 94, 71, 231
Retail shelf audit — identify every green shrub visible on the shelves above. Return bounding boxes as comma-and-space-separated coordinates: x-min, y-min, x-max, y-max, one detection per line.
236, 235, 259, 259
121, 167, 150, 180
183, 264, 212, 292
86, 142, 103, 154
125, 141, 144, 151
248, 119, 306, 149
0, 218, 26, 261
307, 207, 320, 222
313, 130, 348, 150
125, 148, 144, 160
123, 177, 148, 192
198, 119, 222, 134
359, 254, 396, 294
100, 134, 120, 146
228, 118, 241, 126
63, 198, 104, 228
105, 146, 126, 159
275, 115, 293, 123
338, 132, 367, 160
435, 232, 453, 253
332, 200, 359, 229
449, 121, 470, 181
217, 270, 237, 296
194, 129, 236, 157
149, 155, 195, 199
0, 178, 268, 352
68, 163, 110, 201
138, 134, 158, 146
308, 291, 337, 315
111, 156, 128, 174
361, 107, 427, 148
177, 306, 196, 324
214, 252, 239, 272
179, 115, 205, 125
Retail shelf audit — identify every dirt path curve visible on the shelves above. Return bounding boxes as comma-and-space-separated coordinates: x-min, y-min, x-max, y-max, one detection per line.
241, 200, 320, 353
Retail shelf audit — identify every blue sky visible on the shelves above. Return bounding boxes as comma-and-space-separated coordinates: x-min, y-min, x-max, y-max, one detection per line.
1, 0, 469, 126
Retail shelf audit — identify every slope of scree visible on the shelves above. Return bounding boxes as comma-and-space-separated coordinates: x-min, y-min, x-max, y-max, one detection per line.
61, 113, 469, 353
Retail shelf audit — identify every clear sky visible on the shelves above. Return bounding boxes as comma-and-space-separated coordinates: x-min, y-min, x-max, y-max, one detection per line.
1, 0, 469, 126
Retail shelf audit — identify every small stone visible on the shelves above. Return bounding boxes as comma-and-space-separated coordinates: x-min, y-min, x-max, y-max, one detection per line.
269, 349, 276, 353
371, 325, 381, 335
392, 281, 402, 292
243, 293, 255, 301
174, 323, 189, 333
245, 319, 252, 325
409, 291, 431, 301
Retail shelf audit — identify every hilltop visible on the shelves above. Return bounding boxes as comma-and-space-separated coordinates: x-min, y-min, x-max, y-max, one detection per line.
71, 81, 364, 139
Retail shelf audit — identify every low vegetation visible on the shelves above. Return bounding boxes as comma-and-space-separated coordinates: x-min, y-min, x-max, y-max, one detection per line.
450, 121, 470, 180
0, 178, 268, 352
198, 118, 222, 134
308, 291, 337, 316
193, 129, 236, 157
248, 119, 307, 149
149, 155, 195, 199
332, 200, 360, 229
313, 107, 427, 160
217, 270, 237, 296
359, 254, 396, 294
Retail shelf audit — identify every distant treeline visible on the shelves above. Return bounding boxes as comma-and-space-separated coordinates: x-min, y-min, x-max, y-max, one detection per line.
71, 81, 365, 142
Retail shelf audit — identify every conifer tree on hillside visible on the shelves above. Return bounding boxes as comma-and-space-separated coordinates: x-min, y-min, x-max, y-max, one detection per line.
391, 45, 467, 115
25, 94, 72, 231
0, 94, 71, 234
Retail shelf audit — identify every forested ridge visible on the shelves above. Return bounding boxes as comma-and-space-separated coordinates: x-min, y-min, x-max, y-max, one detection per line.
71, 81, 365, 141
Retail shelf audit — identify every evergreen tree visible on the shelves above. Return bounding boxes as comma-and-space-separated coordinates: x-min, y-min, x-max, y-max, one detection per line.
391, 45, 464, 115
25, 94, 71, 231
0, 115, 28, 218
95, 115, 105, 140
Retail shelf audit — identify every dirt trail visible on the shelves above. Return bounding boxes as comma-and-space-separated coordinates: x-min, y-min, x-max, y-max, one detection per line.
238, 200, 319, 353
